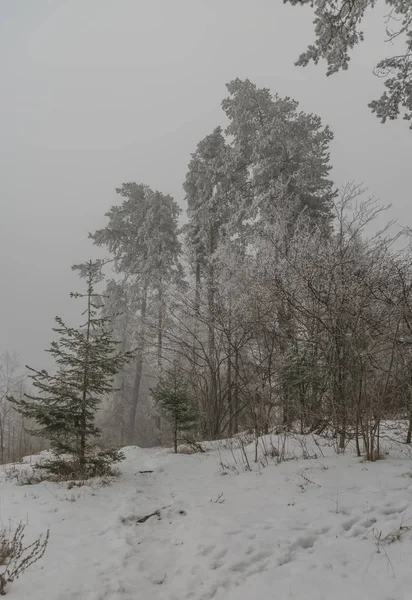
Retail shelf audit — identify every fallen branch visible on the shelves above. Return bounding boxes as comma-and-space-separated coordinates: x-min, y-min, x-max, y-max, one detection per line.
121, 504, 172, 526
135, 510, 161, 524
299, 472, 321, 488
210, 492, 225, 504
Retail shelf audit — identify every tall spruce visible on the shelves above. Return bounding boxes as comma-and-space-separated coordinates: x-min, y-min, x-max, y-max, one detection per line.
8, 260, 133, 477
222, 78, 335, 233
181, 79, 335, 437
90, 183, 183, 445
183, 128, 239, 437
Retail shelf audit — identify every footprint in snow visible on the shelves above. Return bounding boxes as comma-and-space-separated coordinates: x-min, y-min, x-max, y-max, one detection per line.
361, 517, 377, 528
342, 516, 358, 532
380, 503, 410, 516
290, 534, 317, 550
228, 549, 272, 575
210, 548, 228, 570
315, 525, 331, 535
198, 543, 215, 557
278, 551, 294, 566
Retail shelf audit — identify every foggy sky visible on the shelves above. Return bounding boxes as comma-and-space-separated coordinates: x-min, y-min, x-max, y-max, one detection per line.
1, 0, 411, 369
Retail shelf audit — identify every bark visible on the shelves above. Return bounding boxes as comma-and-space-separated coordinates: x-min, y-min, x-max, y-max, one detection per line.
207, 222, 219, 437
174, 416, 178, 453
195, 260, 201, 317
407, 381, 412, 444
157, 284, 163, 368
227, 349, 233, 436
234, 348, 240, 434
80, 266, 92, 470
127, 286, 148, 445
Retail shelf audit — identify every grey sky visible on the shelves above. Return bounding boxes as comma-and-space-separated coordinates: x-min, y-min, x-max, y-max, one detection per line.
1, 0, 411, 368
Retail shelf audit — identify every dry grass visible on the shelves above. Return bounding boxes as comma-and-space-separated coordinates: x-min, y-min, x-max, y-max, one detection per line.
0, 523, 49, 595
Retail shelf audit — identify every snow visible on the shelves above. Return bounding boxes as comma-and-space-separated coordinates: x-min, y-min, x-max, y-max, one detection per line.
2, 434, 412, 599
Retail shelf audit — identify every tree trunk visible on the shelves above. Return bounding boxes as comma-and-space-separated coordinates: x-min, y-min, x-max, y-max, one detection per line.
227, 352, 233, 437
0, 422, 4, 464
407, 382, 412, 444
355, 411, 361, 457
227, 308, 233, 436
157, 284, 163, 368
80, 264, 92, 471
174, 416, 178, 453
234, 348, 240, 434
195, 260, 201, 317
207, 222, 219, 437
407, 411, 412, 445
127, 286, 148, 445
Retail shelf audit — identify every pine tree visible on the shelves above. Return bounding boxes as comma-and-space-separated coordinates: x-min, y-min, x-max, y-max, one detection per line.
90, 183, 183, 444
151, 369, 198, 453
285, 0, 412, 128
222, 78, 335, 232
8, 260, 133, 478
183, 128, 239, 438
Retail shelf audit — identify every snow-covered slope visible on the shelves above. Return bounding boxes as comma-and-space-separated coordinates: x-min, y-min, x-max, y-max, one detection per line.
1, 435, 412, 599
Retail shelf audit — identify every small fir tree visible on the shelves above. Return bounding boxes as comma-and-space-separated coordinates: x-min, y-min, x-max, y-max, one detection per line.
8, 260, 133, 478
151, 369, 198, 453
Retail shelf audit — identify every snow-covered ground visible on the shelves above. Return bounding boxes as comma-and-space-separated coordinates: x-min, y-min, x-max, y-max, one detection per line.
2, 433, 412, 599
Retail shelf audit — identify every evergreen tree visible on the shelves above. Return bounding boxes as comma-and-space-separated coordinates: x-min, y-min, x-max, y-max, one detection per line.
183, 128, 242, 437
90, 183, 183, 444
8, 260, 133, 478
222, 78, 335, 233
151, 369, 198, 453
285, 0, 412, 128
180, 79, 335, 438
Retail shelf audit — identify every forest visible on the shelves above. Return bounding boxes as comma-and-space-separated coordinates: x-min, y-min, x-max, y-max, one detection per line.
2, 2, 412, 598
2, 75, 412, 469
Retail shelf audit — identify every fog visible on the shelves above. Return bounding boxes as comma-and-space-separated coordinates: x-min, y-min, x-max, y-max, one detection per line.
1, 0, 411, 367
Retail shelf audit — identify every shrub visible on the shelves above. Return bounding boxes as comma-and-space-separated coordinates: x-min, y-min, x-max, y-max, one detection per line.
40, 448, 124, 480
0, 523, 49, 595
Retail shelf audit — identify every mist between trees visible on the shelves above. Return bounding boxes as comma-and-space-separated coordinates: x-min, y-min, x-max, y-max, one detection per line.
2, 78, 412, 464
